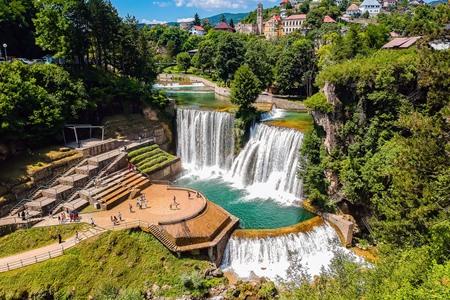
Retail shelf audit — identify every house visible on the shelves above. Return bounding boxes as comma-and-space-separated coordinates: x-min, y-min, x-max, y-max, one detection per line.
323, 15, 336, 23
236, 23, 257, 34
189, 25, 205, 36
179, 20, 193, 30
282, 14, 307, 35
382, 0, 397, 8
359, 0, 381, 16
346, 4, 361, 17
214, 22, 235, 32
264, 15, 283, 40
382, 36, 421, 49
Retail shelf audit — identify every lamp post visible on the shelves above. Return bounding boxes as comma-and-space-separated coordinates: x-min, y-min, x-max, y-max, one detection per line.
2, 43, 7, 61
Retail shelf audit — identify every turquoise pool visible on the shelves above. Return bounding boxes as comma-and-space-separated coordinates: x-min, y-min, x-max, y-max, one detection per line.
175, 176, 314, 229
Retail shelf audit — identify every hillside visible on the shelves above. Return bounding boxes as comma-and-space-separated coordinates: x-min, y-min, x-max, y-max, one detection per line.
0, 230, 224, 299
203, 12, 248, 25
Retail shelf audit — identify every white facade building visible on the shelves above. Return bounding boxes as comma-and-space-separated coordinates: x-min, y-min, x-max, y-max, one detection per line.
359, 0, 381, 16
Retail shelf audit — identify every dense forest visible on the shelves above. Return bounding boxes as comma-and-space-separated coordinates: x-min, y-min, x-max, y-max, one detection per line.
0, 0, 449, 298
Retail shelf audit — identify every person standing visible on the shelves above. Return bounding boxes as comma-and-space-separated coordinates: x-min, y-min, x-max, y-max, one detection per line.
75, 231, 79, 242
58, 234, 62, 244
118, 212, 122, 222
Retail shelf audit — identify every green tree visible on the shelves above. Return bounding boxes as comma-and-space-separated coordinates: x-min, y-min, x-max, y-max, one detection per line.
244, 38, 274, 89
214, 33, 245, 84
193, 13, 201, 26
196, 39, 215, 73
230, 65, 261, 113
176, 52, 191, 73
229, 18, 234, 29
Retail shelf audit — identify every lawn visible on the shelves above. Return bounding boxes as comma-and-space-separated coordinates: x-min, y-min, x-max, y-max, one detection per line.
0, 230, 224, 299
0, 223, 89, 258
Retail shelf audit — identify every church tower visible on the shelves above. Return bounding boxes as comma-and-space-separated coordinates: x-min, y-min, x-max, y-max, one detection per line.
257, 2, 263, 35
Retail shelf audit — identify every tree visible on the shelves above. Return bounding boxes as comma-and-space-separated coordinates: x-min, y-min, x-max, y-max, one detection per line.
193, 13, 201, 26
229, 18, 235, 29
275, 38, 317, 96
177, 52, 191, 73
0, 61, 87, 144
244, 38, 274, 89
220, 14, 226, 23
214, 33, 245, 84
230, 65, 261, 114
182, 35, 203, 52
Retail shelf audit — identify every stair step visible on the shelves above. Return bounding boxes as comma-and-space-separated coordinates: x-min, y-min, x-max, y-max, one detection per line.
75, 165, 98, 176
25, 197, 56, 210
41, 184, 73, 200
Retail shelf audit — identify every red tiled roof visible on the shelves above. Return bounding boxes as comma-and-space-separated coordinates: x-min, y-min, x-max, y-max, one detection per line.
347, 4, 360, 11
323, 16, 336, 23
193, 25, 204, 31
382, 36, 421, 49
280, 0, 290, 4
284, 14, 307, 20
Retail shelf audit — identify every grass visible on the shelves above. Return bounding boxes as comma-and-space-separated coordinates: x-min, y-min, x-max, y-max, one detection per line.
266, 112, 314, 132
128, 145, 177, 175
0, 230, 225, 299
0, 223, 89, 258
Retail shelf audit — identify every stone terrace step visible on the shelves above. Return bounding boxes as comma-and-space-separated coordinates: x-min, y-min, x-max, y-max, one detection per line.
41, 185, 73, 200
78, 171, 136, 201
58, 174, 89, 187
25, 197, 56, 211
75, 164, 99, 176
87, 149, 122, 167
64, 198, 89, 211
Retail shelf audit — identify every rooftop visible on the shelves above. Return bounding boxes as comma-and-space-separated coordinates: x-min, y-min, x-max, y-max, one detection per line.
284, 14, 307, 20
347, 3, 360, 11
382, 36, 421, 49
323, 15, 336, 23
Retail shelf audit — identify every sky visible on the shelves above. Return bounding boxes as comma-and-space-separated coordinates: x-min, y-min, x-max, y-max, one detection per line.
110, 0, 280, 24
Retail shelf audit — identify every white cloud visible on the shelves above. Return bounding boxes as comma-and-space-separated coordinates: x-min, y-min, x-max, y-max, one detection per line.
174, 0, 255, 10
141, 18, 168, 25
177, 17, 195, 22
153, 1, 170, 7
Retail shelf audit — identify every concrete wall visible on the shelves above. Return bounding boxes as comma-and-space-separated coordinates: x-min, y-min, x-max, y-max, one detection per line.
323, 213, 354, 246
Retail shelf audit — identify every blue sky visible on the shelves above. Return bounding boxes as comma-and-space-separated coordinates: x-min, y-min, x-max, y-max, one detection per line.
110, 0, 280, 23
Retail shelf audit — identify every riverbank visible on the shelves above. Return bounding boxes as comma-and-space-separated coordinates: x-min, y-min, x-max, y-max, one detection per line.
158, 74, 307, 111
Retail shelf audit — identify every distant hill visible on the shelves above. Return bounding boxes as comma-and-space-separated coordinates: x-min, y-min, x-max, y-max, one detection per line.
203, 12, 249, 25
428, 0, 446, 6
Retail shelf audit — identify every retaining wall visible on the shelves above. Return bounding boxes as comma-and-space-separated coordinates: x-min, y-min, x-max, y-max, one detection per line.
323, 213, 354, 246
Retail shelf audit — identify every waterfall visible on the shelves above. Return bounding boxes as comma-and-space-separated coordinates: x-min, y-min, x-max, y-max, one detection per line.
221, 225, 353, 280
227, 123, 304, 202
260, 106, 286, 121
176, 108, 235, 173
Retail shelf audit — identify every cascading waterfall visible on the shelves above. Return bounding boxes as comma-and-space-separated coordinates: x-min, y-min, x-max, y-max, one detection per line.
260, 106, 286, 121
221, 225, 354, 280
228, 123, 304, 202
176, 108, 235, 172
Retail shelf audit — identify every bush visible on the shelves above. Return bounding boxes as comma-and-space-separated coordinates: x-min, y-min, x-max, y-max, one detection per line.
129, 148, 163, 164
304, 92, 333, 113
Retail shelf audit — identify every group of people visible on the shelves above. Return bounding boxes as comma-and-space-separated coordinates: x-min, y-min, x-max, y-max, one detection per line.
129, 194, 148, 213
17, 210, 29, 221
111, 212, 123, 226
187, 190, 202, 199
58, 210, 80, 224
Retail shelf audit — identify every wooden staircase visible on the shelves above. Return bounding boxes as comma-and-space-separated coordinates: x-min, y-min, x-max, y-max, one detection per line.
146, 224, 179, 252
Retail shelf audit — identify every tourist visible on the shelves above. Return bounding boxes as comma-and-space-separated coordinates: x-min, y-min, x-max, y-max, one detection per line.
118, 212, 122, 221
75, 231, 79, 241
21, 211, 26, 221
90, 217, 95, 227
113, 216, 118, 225
129, 203, 133, 213
128, 162, 132, 171
58, 215, 61, 224
111, 215, 115, 226
58, 234, 62, 244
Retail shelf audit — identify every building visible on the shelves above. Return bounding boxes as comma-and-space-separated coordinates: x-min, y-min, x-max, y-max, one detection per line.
214, 22, 235, 32
236, 23, 257, 34
282, 14, 307, 35
264, 15, 283, 40
189, 25, 205, 36
382, 0, 397, 8
323, 15, 336, 23
359, 0, 381, 16
179, 20, 193, 30
382, 36, 421, 49
257, 1, 264, 35
346, 4, 361, 17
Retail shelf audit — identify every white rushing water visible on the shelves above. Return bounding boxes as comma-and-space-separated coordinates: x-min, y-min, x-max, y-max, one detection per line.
177, 108, 304, 203
227, 123, 304, 203
221, 225, 355, 281
177, 108, 235, 173
260, 106, 286, 121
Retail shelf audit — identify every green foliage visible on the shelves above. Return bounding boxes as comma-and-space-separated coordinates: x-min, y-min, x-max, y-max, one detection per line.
214, 32, 245, 84
0, 224, 88, 258
304, 92, 332, 113
0, 230, 224, 299
176, 52, 191, 73
127, 144, 159, 158
230, 65, 261, 112
128, 144, 176, 174
275, 38, 317, 96
0, 61, 87, 144
244, 38, 275, 89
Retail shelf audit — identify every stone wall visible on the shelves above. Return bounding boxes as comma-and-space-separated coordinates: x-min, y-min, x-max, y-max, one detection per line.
323, 213, 354, 246
146, 159, 182, 181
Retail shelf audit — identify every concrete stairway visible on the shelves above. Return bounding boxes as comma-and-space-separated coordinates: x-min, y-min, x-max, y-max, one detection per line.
146, 225, 179, 252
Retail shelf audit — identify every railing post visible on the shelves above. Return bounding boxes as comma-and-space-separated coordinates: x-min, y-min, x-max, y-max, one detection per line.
6, 263, 9, 271
35, 256, 37, 263
48, 251, 51, 258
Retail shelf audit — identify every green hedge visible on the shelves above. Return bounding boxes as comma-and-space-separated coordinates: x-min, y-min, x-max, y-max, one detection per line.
130, 148, 164, 164
141, 158, 175, 174
136, 153, 167, 167
137, 156, 168, 171
128, 144, 159, 158
304, 92, 333, 113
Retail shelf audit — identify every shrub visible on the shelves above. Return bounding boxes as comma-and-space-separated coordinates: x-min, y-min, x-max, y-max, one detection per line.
128, 144, 159, 158
304, 92, 333, 113
130, 148, 164, 164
